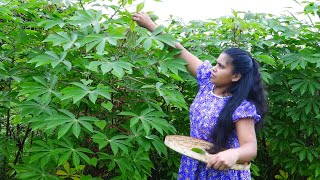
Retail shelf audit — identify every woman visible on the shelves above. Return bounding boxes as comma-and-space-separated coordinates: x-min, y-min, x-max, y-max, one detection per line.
132, 12, 267, 180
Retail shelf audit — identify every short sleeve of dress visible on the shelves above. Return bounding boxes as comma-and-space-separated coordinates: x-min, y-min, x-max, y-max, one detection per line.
232, 100, 261, 123
196, 60, 212, 88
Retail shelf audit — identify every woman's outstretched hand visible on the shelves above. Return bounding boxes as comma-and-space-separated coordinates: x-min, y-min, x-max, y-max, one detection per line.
132, 12, 157, 32
205, 149, 239, 171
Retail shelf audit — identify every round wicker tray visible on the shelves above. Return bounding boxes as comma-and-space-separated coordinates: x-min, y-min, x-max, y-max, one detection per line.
164, 135, 251, 170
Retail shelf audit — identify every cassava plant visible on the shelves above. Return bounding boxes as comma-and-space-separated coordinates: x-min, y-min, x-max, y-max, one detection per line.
0, 0, 319, 179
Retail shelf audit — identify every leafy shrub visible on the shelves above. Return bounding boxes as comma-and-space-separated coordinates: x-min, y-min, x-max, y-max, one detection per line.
0, 0, 319, 179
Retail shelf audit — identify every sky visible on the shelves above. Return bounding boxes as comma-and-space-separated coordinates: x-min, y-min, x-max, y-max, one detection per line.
141, 0, 309, 23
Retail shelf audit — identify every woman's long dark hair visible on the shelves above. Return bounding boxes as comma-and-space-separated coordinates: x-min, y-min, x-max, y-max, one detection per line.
207, 48, 268, 154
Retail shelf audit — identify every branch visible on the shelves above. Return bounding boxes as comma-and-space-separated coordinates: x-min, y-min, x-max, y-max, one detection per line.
109, 0, 124, 20
79, 0, 85, 10
6, 109, 10, 137
13, 124, 31, 165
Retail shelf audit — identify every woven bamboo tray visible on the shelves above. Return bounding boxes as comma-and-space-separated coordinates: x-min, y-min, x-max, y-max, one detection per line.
164, 135, 251, 170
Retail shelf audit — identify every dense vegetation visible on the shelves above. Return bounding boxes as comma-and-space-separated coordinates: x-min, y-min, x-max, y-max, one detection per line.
0, 0, 319, 179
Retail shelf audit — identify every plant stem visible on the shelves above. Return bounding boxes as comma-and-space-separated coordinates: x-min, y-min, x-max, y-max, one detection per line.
6, 109, 10, 138
13, 124, 31, 165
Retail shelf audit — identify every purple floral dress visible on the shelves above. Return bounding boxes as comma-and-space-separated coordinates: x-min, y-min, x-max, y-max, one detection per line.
177, 61, 261, 180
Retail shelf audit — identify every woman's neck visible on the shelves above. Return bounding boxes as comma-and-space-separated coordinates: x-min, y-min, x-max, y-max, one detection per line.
213, 85, 231, 97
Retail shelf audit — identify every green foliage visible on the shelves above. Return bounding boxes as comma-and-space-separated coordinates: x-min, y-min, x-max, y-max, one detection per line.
0, 0, 319, 179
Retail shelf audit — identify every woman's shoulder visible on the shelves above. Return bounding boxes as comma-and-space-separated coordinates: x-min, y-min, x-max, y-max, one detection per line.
233, 100, 261, 123
196, 60, 212, 78
196, 60, 213, 89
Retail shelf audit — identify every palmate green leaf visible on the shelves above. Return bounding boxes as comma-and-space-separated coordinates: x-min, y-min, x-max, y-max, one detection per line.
69, 10, 102, 33
92, 132, 130, 155
28, 51, 71, 70
18, 98, 55, 116
289, 79, 304, 92
102, 149, 152, 179
0, 139, 16, 159
43, 32, 78, 50
106, 26, 127, 46
38, 18, 66, 30
154, 33, 177, 47
129, 149, 153, 176
141, 26, 178, 48
155, 82, 187, 110
19, 75, 61, 102
78, 34, 106, 54
136, 35, 166, 51
45, 109, 97, 139
298, 98, 320, 115
147, 135, 167, 156
55, 138, 93, 166
14, 164, 59, 180
256, 54, 276, 65
159, 58, 187, 76
281, 52, 318, 70
113, 156, 133, 174
78, 28, 126, 54
61, 82, 113, 104
288, 78, 319, 96
119, 108, 176, 135
28, 140, 60, 167
87, 60, 134, 79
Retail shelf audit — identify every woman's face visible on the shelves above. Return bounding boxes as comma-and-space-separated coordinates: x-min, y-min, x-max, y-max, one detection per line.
210, 53, 238, 87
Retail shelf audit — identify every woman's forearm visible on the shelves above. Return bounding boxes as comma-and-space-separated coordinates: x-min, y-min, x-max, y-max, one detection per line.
233, 142, 257, 163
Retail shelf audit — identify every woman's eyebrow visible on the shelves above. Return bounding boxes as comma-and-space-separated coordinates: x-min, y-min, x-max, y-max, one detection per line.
216, 60, 226, 67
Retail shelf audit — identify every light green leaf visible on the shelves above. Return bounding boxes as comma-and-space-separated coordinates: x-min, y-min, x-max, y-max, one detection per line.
78, 34, 106, 54
92, 132, 109, 149
155, 34, 177, 47
106, 26, 127, 46
72, 121, 81, 138
151, 25, 165, 36
72, 151, 80, 166
143, 38, 152, 51
0, 62, 6, 71
299, 149, 307, 161
58, 151, 72, 166
94, 120, 107, 130
136, 2, 145, 12
69, 10, 102, 32
43, 32, 77, 50
101, 101, 113, 112
159, 58, 187, 75
38, 18, 66, 30
58, 122, 73, 139
28, 51, 71, 69
99, 61, 134, 78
